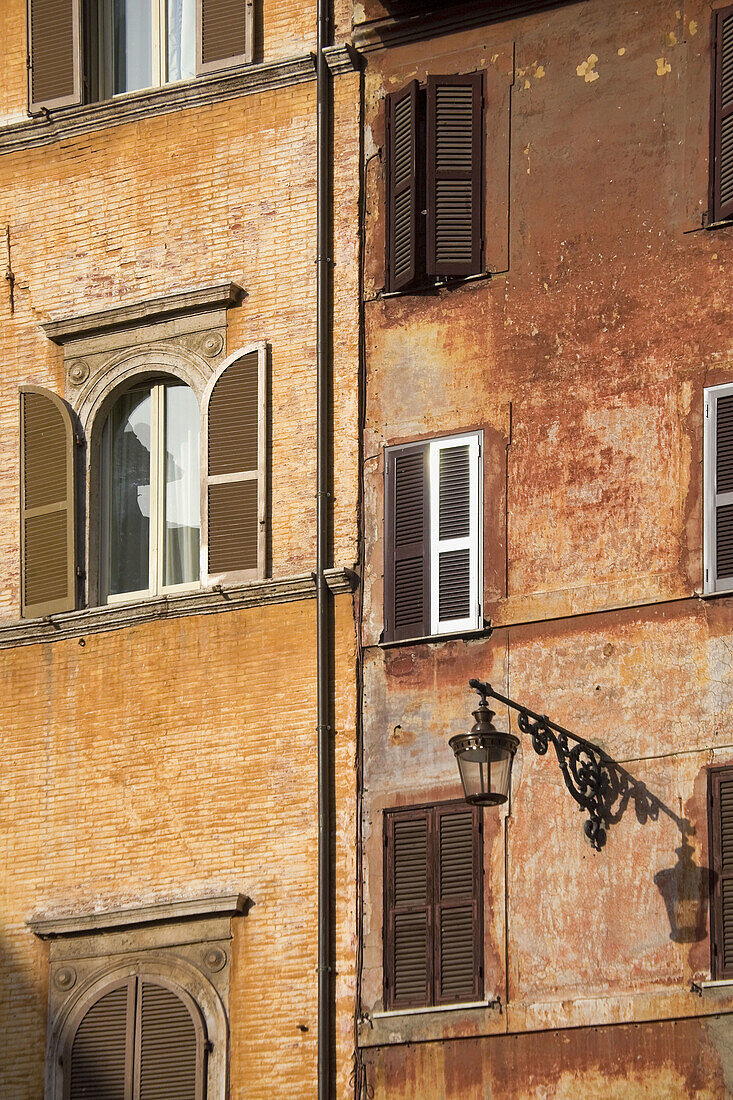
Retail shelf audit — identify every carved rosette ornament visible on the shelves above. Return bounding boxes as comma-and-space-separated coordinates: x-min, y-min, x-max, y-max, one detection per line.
201, 332, 224, 358
54, 966, 77, 991
202, 946, 227, 972
67, 359, 90, 385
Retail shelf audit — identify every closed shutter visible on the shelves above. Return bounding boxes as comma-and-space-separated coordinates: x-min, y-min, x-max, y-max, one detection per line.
384, 442, 430, 642
137, 982, 204, 1099
430, 433, 482, 634
713, 7, 733, 222
27, 0, 82, 112
704, 385, 733, 593
435, 804, 482, 1004
69, 980, 134, 1100
205, 345, 266, 582
385, 809, 432, 1009
197, 0, 253, 75
426, 74, 483, 278
386, 81, 421, 291
710, 770, 733, 979
20, 386, 76, 618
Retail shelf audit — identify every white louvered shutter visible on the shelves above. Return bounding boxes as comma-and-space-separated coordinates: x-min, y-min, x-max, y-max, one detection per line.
704, 384, 733, 593
429, 432, 482, 634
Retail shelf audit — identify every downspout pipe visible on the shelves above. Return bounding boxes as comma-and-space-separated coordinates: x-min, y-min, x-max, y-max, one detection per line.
316, 0, 333, 1096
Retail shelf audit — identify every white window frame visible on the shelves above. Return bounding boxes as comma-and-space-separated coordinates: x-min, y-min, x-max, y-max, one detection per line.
101, 380, 201, 604
704, 382, 733, 595
428, 431, 483, 635
106, 0, 193, 95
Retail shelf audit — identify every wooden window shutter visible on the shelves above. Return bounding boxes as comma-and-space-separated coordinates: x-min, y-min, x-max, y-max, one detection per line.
704, 384, 733, 594
69, 979, 135, 1099
384, 442, 430, 642
712, 6, 733, 222
136, 981, 205, 1098
426, 74, 483, 278
710, 770, 733, 979
205, 344, 266, 583
430, 433, 482, 635
20, 386, 76, 619
386, 81, 421, 292
197, 0, 253, 75
435, 804, 482, 1004
385, 809, 432, 1009
27, 0, 82, 112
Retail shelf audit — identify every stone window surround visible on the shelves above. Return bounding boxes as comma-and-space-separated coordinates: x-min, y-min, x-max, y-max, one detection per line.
44, 282, 244, 610
29, 893, 250, 1099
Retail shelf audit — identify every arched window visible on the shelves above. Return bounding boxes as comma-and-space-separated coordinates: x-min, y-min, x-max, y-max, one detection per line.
100, 377, 200, 602
65, 975, 207, 1099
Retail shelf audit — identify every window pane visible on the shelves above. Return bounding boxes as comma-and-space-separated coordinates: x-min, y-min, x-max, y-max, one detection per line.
164, 385, 200, 586
113, 0, 153, 93
167, 0, 196, 82
105, 387, 152, 596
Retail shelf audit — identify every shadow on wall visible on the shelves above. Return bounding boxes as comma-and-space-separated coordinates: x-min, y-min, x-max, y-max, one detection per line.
654, 832, 712, 945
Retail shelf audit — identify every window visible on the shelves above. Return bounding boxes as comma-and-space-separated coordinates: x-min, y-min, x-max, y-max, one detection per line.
27, 0, 253, 112
64, 975, 207, 1098
711, 6, 733, 223
703, 383, 733, 594
384, 802, 483, 1010
101, 378, 200, 602
709, 767, 733, 978
19, 344, 267, 617
383, 431, 482, 642
385, 74, 483, 292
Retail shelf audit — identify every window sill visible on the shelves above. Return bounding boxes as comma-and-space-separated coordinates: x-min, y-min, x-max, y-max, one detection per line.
0, 567, 357, 649
380, 623, 492, 648
691, 979, 733, 996
0, 46, 357, 156
378, 270, 497, 300
359, 997, 503, 1048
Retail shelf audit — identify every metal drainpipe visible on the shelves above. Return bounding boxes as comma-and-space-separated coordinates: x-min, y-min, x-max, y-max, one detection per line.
316, 0, 333, 1095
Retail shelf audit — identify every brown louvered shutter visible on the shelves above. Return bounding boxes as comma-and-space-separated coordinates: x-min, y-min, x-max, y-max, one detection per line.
710, 770, 733, 979
136, 982, 204, 1099
20, 386, 76, 618
69, 980, 134, 1100
386, 81, 421, 291
385, 809, 432, 1009
384, 442, 430, 642
713, 7, 733, 222
713, 392, 733, 587
426, 74, 483, 278
205, 346, 265, 582
197, 0, 253, 75
27, 0, 82, 112
435, 804, 482, 1004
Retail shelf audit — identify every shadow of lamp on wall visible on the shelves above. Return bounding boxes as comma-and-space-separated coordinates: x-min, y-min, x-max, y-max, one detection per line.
654, 832, 712, 944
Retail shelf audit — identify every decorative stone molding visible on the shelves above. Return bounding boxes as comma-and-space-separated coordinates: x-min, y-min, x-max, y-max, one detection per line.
28, 893, 250, 938
0, 47, 359, 156
0, 567, 357, 649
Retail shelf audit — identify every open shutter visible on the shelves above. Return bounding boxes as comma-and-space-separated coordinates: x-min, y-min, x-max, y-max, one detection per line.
435, 804, 482, 1004
710, 770, 733, 979
197, 0, 253, 75
384, 442, 430, 641
27, 0, 82, 112
713, 7, 733, 222
704, 385, 733, 593
20, 386, 76, 618
386, 81, 421, 291
136, 981, 205, 1099
69, 980, 134, 1100
385, 809, 432, 1009
426, 74, 483, 278
205, 345, 266, 583
430, 433, 481, 635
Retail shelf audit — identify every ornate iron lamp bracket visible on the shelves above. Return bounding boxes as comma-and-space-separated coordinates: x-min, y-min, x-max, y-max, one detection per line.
468, 678, 612, 850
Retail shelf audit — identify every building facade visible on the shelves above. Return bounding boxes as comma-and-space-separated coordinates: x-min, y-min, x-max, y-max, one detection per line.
0, 1, 360, 1097
354, 0, 733, 1096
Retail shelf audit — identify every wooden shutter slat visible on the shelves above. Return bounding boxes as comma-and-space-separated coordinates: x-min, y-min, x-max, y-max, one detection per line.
205, 346, 265, 582
20, 386, 76, 618
27, 0, 81, 112
713, 8, 733, 221
384, 443, 430, 641
426, 74, 483, 278
69, 983, 131, 1100
197, 0, 252, 75
386, 81, 421, 291
138, 982, 200, 1099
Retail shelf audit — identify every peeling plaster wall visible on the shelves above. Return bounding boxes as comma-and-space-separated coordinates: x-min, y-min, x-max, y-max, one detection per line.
358, 0, 733, 1094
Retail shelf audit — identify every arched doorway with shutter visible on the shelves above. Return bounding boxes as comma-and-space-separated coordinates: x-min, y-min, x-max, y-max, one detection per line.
62, 974, 207, 1099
